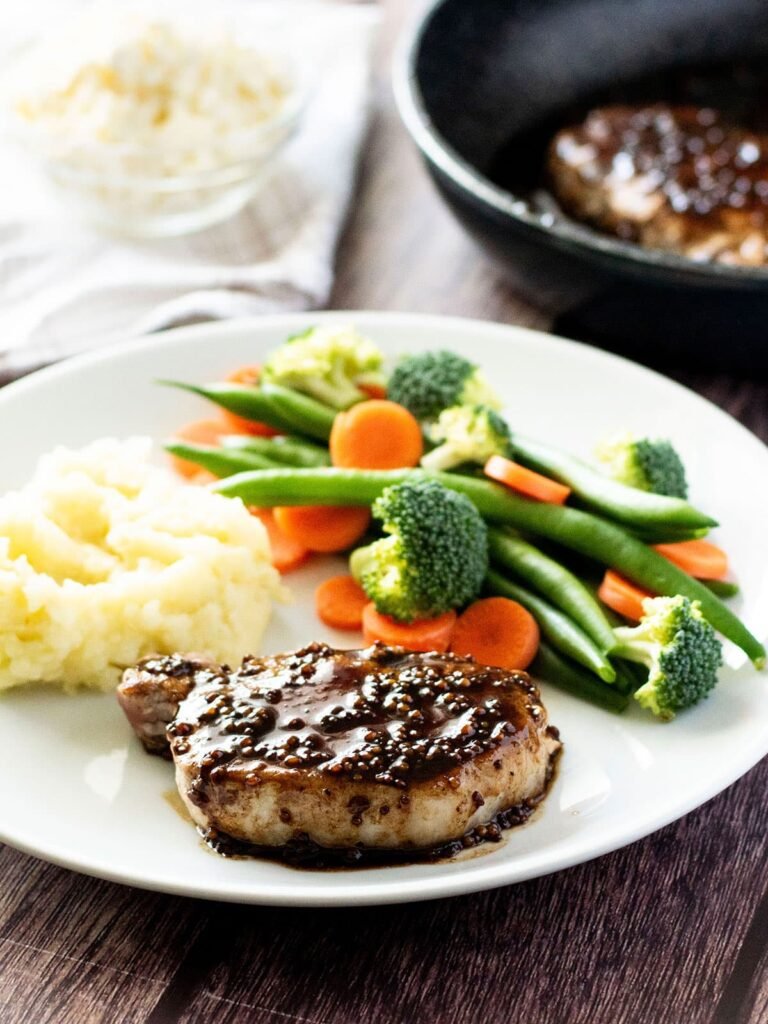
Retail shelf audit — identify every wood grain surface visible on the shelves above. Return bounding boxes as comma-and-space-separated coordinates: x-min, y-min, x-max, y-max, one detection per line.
1, 2, 767, 1022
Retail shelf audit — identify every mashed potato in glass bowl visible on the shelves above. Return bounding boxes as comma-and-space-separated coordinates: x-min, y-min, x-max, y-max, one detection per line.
0, 438, 285, 692
1, 8, 305, 236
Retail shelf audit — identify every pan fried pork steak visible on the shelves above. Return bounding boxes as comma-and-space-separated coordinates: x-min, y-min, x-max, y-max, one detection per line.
549, 104, 768, 265
118, 643, 561, 860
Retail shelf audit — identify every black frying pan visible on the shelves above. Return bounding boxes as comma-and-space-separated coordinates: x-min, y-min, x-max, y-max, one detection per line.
394, 0, 768, 369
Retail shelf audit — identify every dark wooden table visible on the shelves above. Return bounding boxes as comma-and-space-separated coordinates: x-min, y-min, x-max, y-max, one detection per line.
2, 3, 767, 1022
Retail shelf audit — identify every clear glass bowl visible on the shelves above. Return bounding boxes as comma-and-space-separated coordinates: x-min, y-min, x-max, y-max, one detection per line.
9, 95, 303, 238
1, 11, 306, 238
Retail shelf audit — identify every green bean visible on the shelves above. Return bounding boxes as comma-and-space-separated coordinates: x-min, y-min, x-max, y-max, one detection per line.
214, 466, 392, 505
577, 578, 624, 628
259, 383, 336, 441
702, 579, 740, 599
165, 443, 279, 477
630, 524, 711, 544
214, 467, 765, 664
531, 642, 630, 713
613, 658, 648, 694
222, 434, 330, 468
512, 435, 716, 531
159, 380, 298, 434
485, 570, 616, 681
158, 380, 337, 441
487, 530, 616, 654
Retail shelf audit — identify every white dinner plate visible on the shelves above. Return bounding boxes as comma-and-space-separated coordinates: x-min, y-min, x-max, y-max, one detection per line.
0, 312, 767, 907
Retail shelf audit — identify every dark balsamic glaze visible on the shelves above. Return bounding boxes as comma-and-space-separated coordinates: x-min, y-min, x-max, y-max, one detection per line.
488, 60, 768, 216
163, 643, 541, 793
592, 107, 760, 201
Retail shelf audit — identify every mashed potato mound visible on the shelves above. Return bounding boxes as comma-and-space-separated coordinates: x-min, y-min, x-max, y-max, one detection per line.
0, 437, 285, 691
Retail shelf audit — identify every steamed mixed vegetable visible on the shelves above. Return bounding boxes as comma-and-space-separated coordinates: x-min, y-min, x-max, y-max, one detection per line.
349, 478, 488, 622
161, 325, 765, 722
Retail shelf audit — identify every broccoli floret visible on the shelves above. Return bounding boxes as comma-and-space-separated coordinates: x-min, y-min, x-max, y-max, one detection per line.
613, 595, 722, 719
262, 325, 386, 409
421, 405, 512, 471
596, 433, 688, 498
349, 478, 488, 622
388, 350, 501, 421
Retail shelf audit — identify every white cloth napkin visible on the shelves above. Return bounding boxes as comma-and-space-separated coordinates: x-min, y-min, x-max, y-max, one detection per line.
0, 1, 378, 376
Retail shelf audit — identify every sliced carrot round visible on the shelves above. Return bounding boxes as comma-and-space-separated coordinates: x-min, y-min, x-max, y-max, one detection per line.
221, 411, 280, 437
330, 400, 423, 469
189, 469, 218, 486
169, 419, 228, 478
598, 570, 652, 621
653, 539, 729, 580
450, 597, 540, 670
222, 364, 280, 437
249, 507, 310, 574
361, 604, 456, 652
273, 505, 371, 553
315, 575, 368, 631
484, 455, 571, 505
227, 364, 262, 387
359, 382, 388, 400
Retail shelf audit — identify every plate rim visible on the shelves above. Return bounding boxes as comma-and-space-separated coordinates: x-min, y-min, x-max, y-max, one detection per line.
1, 308, 766, 456
0, 310, 766, 907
